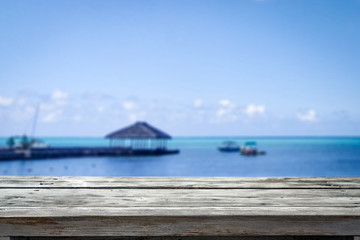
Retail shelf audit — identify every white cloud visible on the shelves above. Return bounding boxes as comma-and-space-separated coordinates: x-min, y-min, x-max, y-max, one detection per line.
0, 96, 13, 107
128, 113, 138, 122
216, 108, 227, 117
38, 90, 69, 118
219, 99, 231, 107
297, 109, 317, 122
245, 104, 265, 116
217, 99, 236, 117
122, 101, 137, 110
73, 114, 82, 122
193, 99, 203, 108
127, 111, 147, 122
97, 106, 104, 113
214, 99, 238, 122
51, 90, 68, 105
42, 109, 63, 123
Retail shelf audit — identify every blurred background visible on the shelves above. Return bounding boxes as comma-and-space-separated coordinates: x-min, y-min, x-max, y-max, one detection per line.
1, 0, 359, 176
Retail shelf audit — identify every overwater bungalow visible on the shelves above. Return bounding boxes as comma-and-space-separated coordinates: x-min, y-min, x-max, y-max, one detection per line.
105, 121, 179, 154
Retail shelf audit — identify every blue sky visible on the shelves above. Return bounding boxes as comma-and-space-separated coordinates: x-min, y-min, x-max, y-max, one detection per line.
1, 0, 359, 136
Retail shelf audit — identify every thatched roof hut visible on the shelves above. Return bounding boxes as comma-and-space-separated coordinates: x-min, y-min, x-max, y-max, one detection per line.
106, 121, 171, 139
105, 122, 172, 149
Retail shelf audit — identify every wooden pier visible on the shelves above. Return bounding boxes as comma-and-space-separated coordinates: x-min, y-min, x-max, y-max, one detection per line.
0, 177, 359, 239
1, 121, 180, 160
0, 147, 180, 160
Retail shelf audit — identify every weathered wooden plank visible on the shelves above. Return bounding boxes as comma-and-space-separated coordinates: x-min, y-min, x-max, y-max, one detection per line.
1, 189, 360, 208
0, 177, 359, 189
1, 206, 360, 217
1, 187, 359, 198
10, 237, 355, 240
1, 195, 359, 208
1, 215, 360, 236
1, 177, 359, 237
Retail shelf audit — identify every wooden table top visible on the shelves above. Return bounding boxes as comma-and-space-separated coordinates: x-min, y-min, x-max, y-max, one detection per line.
0, 176, 360, 237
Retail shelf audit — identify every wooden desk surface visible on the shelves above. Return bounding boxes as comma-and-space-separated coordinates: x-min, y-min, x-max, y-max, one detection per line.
0, 177, 359, 237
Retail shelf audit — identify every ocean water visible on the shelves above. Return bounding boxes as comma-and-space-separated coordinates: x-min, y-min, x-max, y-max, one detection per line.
0, 137, 359, 177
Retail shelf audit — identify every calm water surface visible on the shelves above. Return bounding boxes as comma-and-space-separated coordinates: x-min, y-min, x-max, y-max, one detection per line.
0, 137, 359, 177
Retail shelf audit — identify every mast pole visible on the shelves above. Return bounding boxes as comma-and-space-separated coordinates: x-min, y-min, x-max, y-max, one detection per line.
30, 103, 40, 139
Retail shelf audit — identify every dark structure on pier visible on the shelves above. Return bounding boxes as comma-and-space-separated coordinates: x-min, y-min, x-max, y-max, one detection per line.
105, 121, 172, 150
0, 122, 179, 160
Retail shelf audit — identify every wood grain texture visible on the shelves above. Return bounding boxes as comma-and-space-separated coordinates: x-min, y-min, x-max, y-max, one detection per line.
9, 237, 355, 240
1, 189, 360, 209
0, 177, 359, 237
1, 177, 360, 189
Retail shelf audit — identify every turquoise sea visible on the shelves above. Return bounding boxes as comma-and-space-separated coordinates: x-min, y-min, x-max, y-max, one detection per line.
0, 137, 359, 177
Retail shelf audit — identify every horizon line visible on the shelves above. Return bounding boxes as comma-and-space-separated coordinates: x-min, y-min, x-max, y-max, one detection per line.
1, 135, 360, 138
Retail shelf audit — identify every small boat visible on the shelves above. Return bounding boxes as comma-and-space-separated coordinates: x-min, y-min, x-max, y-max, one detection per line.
218, 141, 239, 152
7, 105, 49, 150
240, 141, 266, 156
29, 138, 50, 149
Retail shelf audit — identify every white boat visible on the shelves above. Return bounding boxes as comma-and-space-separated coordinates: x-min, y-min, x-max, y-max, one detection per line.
240, 142, 266, 156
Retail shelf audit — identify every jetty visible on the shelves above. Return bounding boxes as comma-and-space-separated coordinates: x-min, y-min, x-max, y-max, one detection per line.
0, 122, 179, 160
0, 176, 359, 239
